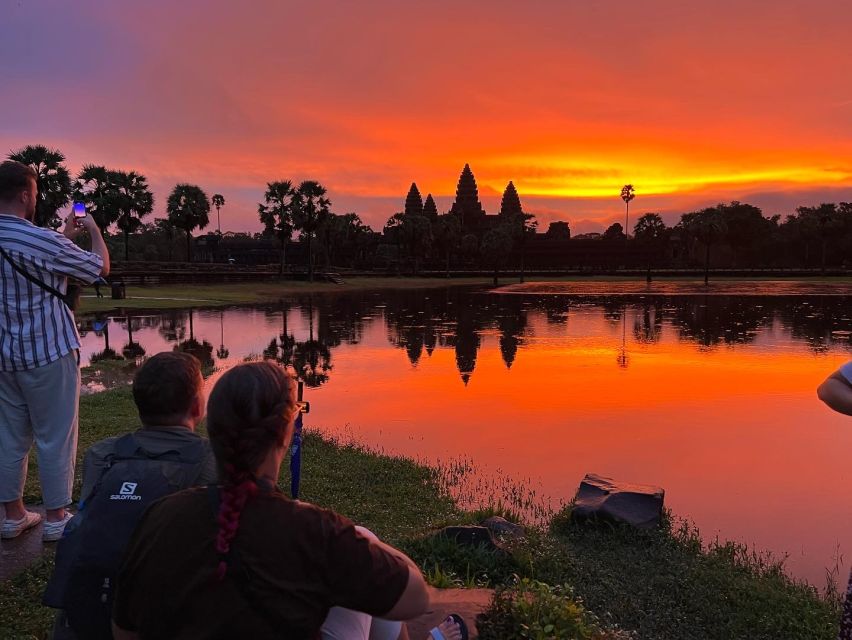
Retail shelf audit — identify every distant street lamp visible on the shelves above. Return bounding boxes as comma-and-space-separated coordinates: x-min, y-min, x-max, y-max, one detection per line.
620, 184, 635, 238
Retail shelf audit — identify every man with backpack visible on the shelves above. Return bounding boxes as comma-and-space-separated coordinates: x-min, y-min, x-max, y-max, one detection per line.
44, 351, 217, 639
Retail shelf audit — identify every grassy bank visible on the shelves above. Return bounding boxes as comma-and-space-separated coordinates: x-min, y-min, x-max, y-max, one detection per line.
1, 387, 841, 639
77, 277, 492, 313
77, 274, 852, 314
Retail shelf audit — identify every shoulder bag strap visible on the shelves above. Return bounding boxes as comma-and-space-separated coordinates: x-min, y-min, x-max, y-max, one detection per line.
0, 245, 66, 300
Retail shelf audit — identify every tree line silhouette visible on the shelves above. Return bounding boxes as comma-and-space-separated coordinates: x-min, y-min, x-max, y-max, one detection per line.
9, 145, 852, 278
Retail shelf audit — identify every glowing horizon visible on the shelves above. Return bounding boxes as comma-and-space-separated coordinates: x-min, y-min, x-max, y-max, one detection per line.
2, 1, 851, 233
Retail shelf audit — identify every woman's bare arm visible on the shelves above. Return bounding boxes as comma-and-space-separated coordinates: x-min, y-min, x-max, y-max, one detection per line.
817, 370, 852, 416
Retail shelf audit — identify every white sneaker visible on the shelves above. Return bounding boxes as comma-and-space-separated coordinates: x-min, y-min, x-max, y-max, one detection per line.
42, 511, 74, 542
1, 510, 43, 539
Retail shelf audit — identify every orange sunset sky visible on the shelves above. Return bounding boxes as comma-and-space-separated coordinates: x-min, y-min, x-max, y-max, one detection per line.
2, 0, 852, 233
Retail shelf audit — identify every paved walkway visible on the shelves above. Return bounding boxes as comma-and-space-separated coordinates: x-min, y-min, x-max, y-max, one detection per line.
0, 504, 50, 582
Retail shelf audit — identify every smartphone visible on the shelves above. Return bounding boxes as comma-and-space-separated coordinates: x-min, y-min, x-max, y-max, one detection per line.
73, 202, 87, 219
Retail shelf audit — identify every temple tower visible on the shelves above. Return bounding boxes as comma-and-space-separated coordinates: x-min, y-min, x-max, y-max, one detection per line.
404, 183, 424, 217
450, 164, 486, 231
499, 181, 522, 218
423, 193, 438, 220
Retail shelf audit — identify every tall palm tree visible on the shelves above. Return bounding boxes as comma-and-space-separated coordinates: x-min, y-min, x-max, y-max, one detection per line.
73, 164, 119, 230
620, 184, 635, 239
258, 181, 296, 275
113, 170, 154, 261
292, 181, 331, 281
166, 184, 211, 262
8, 145, 72, 228
212, 193, 225, 234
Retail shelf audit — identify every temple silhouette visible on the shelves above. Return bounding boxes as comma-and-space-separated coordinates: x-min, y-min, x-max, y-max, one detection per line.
408, 164, 520, 234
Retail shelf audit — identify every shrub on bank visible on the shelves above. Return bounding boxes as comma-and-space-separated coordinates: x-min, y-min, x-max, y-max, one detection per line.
476, 578, 632, 640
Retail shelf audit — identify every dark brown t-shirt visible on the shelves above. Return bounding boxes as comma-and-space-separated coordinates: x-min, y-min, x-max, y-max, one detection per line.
113, 487, 409, 639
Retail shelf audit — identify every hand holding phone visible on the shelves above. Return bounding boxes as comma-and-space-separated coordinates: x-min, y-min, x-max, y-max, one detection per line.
73, 202, 87, 223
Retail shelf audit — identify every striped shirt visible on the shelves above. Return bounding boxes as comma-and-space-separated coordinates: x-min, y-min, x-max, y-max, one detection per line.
0, 213, 103, 371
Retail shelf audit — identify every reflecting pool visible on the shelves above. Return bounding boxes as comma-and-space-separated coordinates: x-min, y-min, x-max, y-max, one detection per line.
78, 285, 852, 587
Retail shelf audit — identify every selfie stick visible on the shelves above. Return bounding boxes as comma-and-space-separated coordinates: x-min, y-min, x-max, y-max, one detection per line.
290, 381, 309, 499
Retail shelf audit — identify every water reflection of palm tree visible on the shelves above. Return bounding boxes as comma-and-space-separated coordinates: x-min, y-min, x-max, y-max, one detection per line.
293, 298, 332, 387
216, 310, 229, 360
91, 317, 122, 362
617, 306, 629, 368
174, 310, 215, 371
121, 312, 146, 361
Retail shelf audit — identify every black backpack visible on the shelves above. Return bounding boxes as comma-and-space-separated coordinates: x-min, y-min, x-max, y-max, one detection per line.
43, 433, 204, 639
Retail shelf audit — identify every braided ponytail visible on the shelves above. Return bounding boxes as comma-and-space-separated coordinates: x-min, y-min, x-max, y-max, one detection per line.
207, 362, 297, 580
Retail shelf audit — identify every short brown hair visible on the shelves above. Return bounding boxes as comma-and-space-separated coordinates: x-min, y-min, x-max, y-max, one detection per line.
132, 352, 203, 425
0, 160, 37, 202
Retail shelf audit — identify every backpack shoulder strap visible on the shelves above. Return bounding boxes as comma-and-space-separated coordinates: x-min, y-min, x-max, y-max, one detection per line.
0, 245, 66, 300
111, 431, 204, 465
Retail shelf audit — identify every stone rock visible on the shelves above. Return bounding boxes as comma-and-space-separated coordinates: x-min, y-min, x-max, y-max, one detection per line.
436, 525, 503, 552
481, 516, 525, 540
571, 473, 665, 530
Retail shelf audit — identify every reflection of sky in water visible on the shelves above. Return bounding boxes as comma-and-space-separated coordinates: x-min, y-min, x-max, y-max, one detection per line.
77, 291, 852, 587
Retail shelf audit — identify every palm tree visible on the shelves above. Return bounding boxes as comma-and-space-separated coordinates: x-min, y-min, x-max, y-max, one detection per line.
8, 145, 71, 228
166, 184, 211, 262
212, 193, 225, 234
620, 184, 635, 239
633, 213, 668, 283
680, 207, 726, 285
258, 181, 296, 275
113, 170, 154, 261
292, 181, 331, 281
73, 165, 119, 230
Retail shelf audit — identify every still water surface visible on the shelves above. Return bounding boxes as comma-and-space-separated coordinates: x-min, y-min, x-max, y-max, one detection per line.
78, 286, 852, 587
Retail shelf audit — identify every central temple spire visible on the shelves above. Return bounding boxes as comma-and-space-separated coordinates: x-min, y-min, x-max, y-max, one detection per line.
450, 163, 486, 231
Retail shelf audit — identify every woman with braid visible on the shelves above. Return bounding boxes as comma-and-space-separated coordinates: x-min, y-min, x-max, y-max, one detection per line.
111, 362, 466, 640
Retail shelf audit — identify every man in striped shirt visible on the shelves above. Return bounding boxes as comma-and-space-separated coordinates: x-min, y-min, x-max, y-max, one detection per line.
0, 160, 110, 542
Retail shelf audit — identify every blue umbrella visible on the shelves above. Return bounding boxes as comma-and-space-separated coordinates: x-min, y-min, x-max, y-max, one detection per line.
290, 382, 309, 499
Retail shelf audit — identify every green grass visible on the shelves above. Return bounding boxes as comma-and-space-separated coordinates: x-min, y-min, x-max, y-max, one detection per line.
542, 509, 841, 640
1, 389, 843, 639
2, 387, 460, 638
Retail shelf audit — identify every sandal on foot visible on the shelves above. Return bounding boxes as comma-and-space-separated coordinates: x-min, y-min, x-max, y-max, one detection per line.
429, 613, 469, 640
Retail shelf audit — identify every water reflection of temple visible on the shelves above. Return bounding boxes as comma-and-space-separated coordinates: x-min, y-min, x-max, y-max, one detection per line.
78, 292, 852, 385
